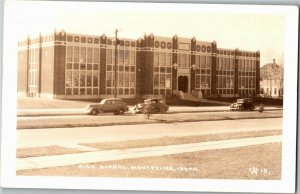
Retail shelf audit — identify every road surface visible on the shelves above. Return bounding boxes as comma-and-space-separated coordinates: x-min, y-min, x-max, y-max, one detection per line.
17, 118, 282, 149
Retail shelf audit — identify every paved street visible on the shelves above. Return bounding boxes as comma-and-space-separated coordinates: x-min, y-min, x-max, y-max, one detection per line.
17, 118, 282, 149
17, 105, 282, 117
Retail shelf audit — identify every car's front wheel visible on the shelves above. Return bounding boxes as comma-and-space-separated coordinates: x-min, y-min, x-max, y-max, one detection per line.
160, 107, 167, 114
118, 108, 125, 115
91, 109, 99, 115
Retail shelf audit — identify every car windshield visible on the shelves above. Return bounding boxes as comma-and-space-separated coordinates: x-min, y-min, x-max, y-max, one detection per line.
99, 99, 106, 104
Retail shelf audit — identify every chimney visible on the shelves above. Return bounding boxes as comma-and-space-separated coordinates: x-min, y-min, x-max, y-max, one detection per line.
273, 59, 276, 64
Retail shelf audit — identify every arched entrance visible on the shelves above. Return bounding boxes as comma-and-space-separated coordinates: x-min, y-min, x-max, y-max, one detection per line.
178, 76, 188, 93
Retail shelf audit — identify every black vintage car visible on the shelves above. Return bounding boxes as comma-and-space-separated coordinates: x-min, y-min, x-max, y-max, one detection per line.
86, 98, 129, 115
133, 98, 169, 114
230, 98, 255, 111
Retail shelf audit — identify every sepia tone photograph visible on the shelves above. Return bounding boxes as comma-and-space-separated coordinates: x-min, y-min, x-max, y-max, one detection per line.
1, 1, 298, 193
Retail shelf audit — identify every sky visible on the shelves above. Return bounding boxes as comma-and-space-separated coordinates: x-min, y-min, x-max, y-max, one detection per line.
4, 1, 285, 66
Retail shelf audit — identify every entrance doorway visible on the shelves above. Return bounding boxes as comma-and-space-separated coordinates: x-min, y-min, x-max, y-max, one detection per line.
178, 75, 188, 93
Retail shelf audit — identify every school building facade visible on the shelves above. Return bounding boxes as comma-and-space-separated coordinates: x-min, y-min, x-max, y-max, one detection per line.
17, 30, 260, 99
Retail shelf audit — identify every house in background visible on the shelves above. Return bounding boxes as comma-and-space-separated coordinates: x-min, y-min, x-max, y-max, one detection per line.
260, 59, 284, 98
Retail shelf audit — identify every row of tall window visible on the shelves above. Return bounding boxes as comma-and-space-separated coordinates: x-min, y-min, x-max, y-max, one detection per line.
66, 46, 100, 63
177, 53, 190, 68
238, 77, 256, 89
153, 51, 172, 94
106, 72, 136, 95
65, 46, 100, 95
28, 48, 38, 95
238, 59, 256, 72
106, 48, 136, 95
195, 55, 212, 69
106, 49, 136, 66
154, 52, 172, 67
65, 63, 100, 95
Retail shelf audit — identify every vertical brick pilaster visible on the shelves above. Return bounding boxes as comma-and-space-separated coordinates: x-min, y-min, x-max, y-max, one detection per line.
256, 51, 260, 95
190, 38, 196, 91
172, 35, 178, 92
211, 41, 217, 96
234, 49, 239, 95
100, 35, 107, 94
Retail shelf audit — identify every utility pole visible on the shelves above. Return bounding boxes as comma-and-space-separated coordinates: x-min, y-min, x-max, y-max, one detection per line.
114, 29, 119, 98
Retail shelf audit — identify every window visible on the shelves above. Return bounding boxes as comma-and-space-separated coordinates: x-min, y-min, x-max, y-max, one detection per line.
93, 48, 99, 63
87, 72, 92, 87
195, 55, 200, 68
66, 71, 72, 87
67, 46, 73, 62
166, 74, 171, 88
159, 53, 166, 66
118, 72, 124, 87
130, 51, 136, 65
106, 49, 112, 64
154, 74, 159, 87
74, 46, 79, 62
118, 50, 124, 64
200, 56, 206, 68
80, 47, 86, 63
73, 71, 79, 87
130, 73, 135, 87
160, 74, 165, 87
207, 56, 212, 69
80, 72, 86, 87
87, 47, 92, 63
93, 73, 98, 87
124, 73, 129, 87
124, 50, 129, 65
154, 52, 159, 66
166, 53, 172, 66
196, 75, 200, 88
106, 72, 113, 87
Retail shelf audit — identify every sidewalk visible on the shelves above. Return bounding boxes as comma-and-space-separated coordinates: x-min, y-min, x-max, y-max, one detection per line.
17, 135, 282, 171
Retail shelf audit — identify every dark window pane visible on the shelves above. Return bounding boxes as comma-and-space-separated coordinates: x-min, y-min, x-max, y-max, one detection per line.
107, 65, 112, 71
73, 88, 79, 95
67, 63, 72, 69
74, 36, 80, 42
94, 38, 99, 44
87, 88, 92, 94
74, 63, 79, 70
66, 88, 72, 95
130, 66, 135, 72
87, 64, 92, 70
93, 88, 98, 94
80, 64, 86, 70
81, 37, 86, 43
67, 36, 73, 42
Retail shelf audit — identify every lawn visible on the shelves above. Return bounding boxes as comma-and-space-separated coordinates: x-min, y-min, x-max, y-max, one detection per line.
17, 143, 281, 180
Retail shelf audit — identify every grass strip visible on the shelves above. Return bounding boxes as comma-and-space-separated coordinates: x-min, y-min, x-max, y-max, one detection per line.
80, 129, 281, 151
17, 146, 83, 158
17, 143, 281, 179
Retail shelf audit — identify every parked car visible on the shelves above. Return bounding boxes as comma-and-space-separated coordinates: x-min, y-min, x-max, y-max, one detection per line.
230, 98, 255, 111
133, 98, 169, 114
86, 98, 129, 115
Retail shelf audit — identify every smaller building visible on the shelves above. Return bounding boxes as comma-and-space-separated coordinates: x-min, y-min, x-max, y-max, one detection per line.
260, 59, 284, 98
